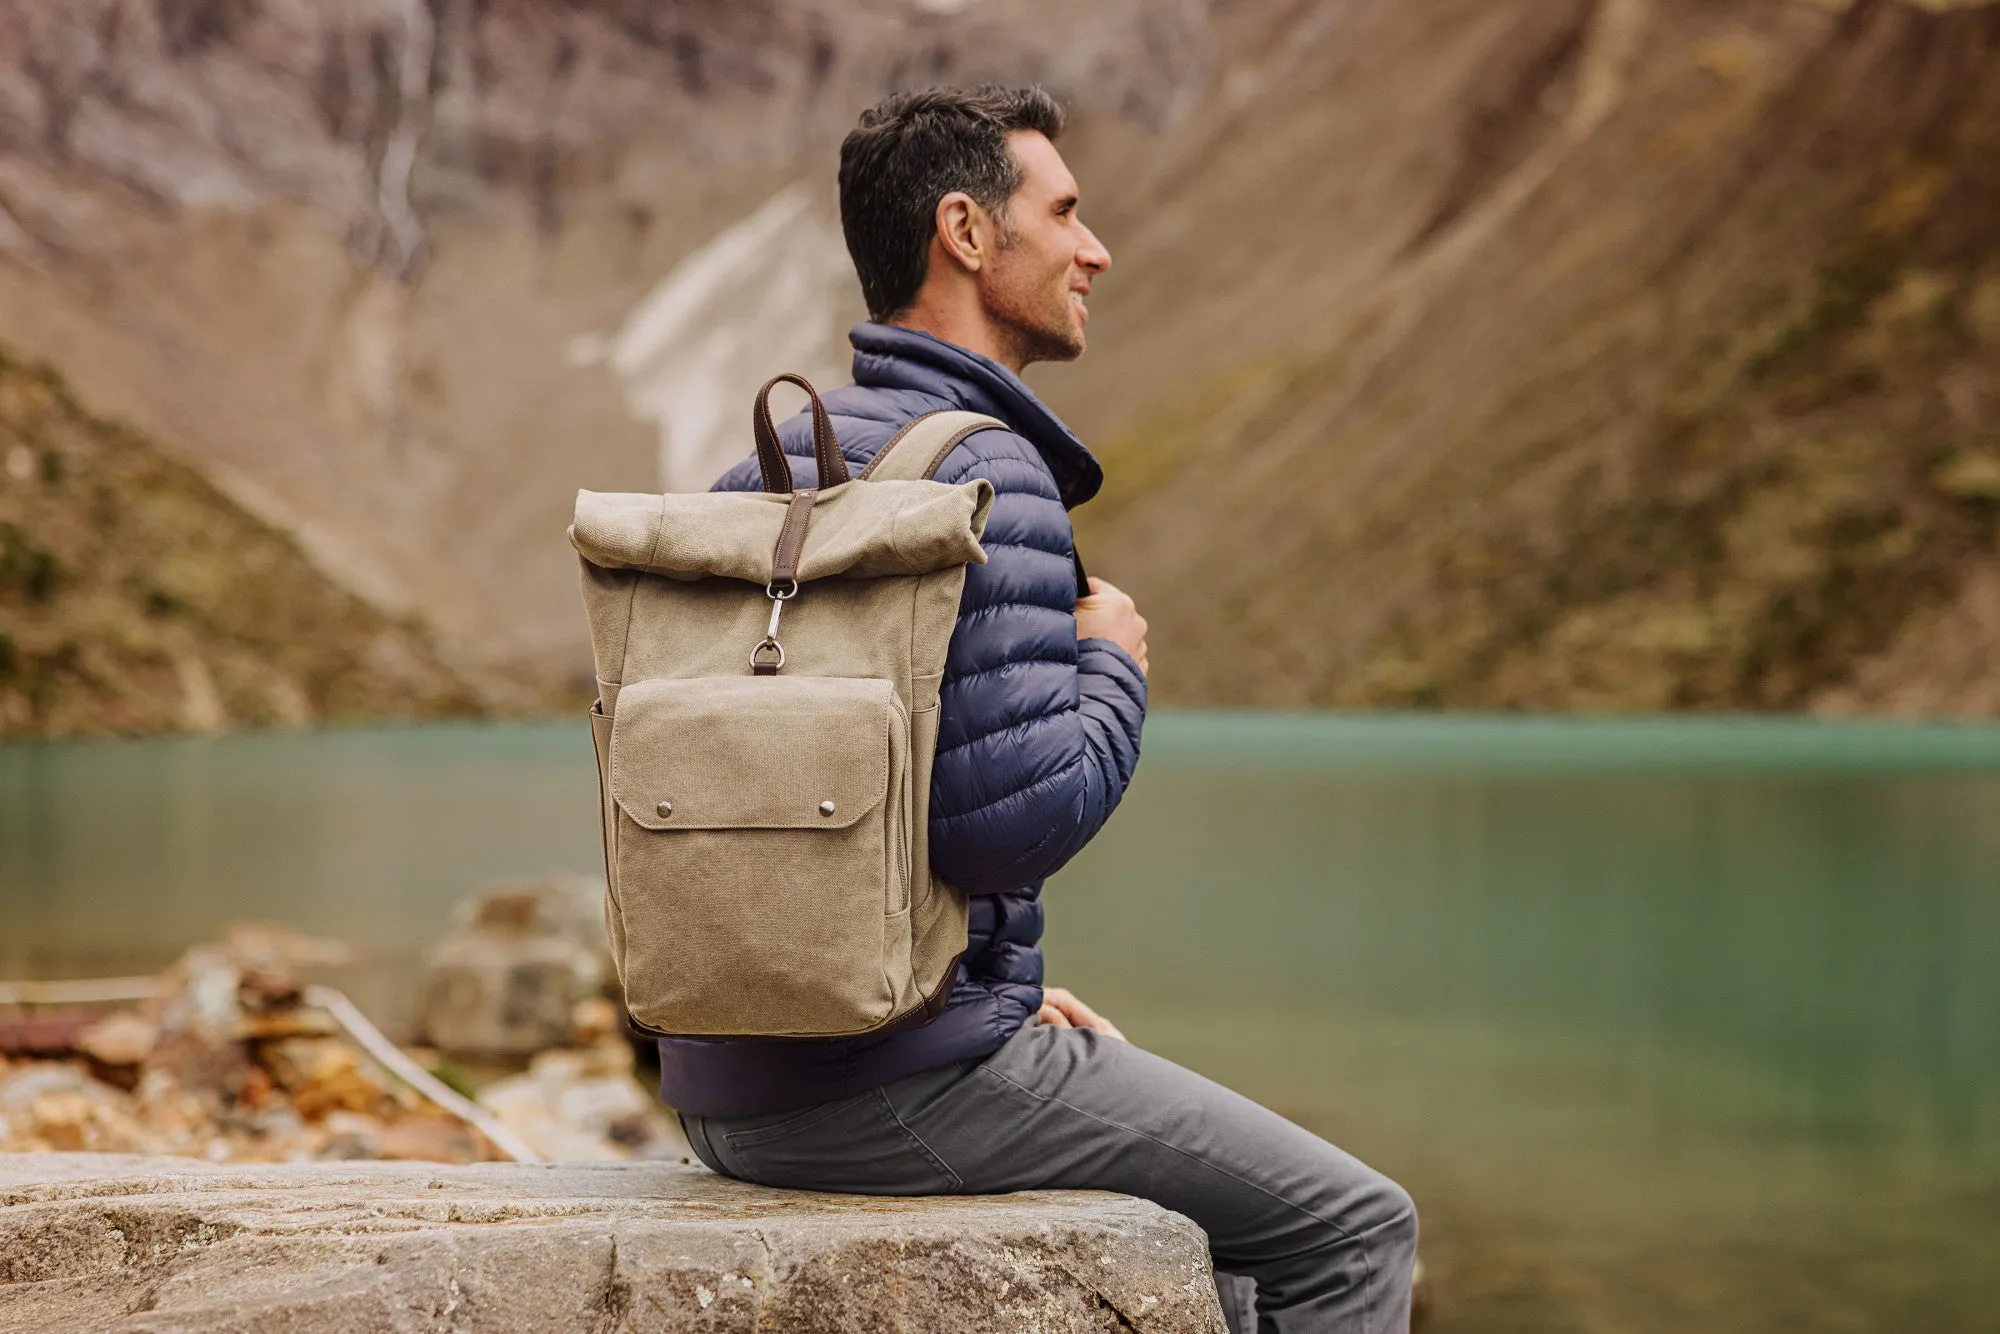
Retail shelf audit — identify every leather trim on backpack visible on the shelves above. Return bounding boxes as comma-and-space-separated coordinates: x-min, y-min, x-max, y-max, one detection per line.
753, 373, 848, 493
858, 411, 1009, 482
918, 423, 1003, 481
856, 414, 930, 479
769, 489, 816, 587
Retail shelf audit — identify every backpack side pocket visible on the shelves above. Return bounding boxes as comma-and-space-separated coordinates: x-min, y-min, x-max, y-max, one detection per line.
588, 700, 626, 988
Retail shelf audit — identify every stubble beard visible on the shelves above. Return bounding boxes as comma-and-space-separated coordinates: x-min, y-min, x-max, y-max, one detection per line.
998, 313, 1085, 370
987, 230, 1086, 369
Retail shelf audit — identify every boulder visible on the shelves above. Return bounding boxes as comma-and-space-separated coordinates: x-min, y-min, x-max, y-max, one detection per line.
0, 1154, 1225, 1332
418, 877, 612, 1059
478, 1047, 688, 1164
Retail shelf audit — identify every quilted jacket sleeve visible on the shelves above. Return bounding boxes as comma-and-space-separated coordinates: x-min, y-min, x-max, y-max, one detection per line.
925, 430, 1147, 895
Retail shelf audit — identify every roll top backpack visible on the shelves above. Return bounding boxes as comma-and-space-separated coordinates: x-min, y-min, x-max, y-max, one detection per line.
570, 374, 1004, 1039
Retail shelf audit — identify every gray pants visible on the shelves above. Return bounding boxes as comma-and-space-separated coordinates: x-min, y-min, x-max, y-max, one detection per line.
679, 1021, 1418, 1333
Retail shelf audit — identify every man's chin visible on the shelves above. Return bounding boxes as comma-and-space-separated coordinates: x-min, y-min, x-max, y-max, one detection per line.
998, 312, 1088, 368
1031, 325, 1087, 365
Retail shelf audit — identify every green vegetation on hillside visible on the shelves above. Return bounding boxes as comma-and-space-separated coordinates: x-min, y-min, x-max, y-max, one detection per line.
0, 348, 482, 738
1367, 249, 2000, 711
1360, 134, 2000, 712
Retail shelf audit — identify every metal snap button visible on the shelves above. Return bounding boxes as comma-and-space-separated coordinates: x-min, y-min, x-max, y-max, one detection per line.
818, 800, 837, 816
656, 801, 674, 818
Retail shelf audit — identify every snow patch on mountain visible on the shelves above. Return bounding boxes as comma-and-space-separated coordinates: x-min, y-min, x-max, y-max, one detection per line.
574, 188, 860, 492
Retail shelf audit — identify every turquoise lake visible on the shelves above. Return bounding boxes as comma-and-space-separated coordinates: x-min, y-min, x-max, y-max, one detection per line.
4, 712, 1998, 1331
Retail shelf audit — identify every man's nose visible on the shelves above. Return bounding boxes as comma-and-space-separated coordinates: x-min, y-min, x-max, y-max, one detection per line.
1077, 221, 1111, 275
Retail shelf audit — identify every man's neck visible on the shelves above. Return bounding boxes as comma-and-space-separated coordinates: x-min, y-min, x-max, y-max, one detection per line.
887, 304, 1026, 376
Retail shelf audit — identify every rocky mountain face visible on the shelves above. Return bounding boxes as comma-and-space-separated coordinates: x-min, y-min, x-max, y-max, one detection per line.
1049, 0, 2000, 715
2, 0, 1996, 721
0, 345, 478, 737
0, 0, 1204, 704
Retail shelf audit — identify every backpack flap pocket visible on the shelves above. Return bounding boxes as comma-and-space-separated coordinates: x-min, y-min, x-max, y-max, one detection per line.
606, 674, 912, 1037
611, 676, 889, 832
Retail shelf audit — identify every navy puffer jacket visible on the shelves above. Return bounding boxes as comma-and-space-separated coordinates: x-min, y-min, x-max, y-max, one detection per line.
656, 324, 1147, 1118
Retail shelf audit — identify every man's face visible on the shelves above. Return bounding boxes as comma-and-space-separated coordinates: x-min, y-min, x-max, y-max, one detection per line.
981, 131, 1111, 367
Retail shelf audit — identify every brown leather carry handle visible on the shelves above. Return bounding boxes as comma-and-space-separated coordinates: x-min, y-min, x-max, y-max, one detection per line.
753, 373, 850, 494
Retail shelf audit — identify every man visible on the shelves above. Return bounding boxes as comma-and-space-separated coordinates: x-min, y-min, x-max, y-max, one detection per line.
669, 85, 1418, 1333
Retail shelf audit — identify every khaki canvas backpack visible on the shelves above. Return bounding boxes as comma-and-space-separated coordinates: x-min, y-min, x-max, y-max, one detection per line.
570, 373, 1004, 1039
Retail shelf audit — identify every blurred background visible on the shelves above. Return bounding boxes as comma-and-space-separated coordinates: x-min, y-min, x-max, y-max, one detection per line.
2, 0, 1998, 1329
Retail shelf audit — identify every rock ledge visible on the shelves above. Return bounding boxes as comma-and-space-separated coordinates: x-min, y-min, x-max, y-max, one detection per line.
0, 1153, 1223, 1332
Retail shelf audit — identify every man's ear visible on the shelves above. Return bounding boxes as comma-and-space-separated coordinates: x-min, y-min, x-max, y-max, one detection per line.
934, 191, 989, 274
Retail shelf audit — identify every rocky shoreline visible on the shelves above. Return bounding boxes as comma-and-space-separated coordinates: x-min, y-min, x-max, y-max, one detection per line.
0, 882, 683, 1168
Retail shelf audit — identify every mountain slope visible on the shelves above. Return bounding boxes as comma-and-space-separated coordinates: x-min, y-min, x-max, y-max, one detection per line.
0, 0, 1203, 694
1049, 0, 2000, 715
0, 346, 479, 738
5, 0, 1996, 719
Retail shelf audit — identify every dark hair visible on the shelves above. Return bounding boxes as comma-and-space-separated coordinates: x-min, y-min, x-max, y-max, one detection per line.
838, 85, 1067, 321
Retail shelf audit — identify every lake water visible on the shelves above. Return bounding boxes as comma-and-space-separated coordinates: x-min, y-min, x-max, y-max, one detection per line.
4, 713, 1998, 1331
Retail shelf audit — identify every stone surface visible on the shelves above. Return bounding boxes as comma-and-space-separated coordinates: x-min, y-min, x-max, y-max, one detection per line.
0, 1154, 1225, 1333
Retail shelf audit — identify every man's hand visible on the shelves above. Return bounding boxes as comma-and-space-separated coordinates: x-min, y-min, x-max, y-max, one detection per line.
1036, 986, 1127, 1041
1075, 577, 1149, 676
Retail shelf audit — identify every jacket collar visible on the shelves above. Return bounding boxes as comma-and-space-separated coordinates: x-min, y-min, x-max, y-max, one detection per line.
848, 323, 1104, 508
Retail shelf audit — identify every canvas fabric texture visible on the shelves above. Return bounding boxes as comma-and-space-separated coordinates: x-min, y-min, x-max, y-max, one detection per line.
571, 409, 1002, 1039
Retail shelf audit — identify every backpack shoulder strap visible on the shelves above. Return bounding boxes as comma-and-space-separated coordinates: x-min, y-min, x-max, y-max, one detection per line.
859, 410, 1010, 483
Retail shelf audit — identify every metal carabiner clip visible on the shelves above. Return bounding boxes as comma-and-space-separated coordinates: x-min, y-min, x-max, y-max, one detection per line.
752, 580, 798, 675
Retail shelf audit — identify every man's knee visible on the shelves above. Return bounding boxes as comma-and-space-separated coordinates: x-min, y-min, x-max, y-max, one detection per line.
1325, 1160, 1418, 1258
1282, 1146, 1418, 1259
1368, 1176, 1416, 1240
1359, 1171, 1419, 1270
1257, 1162, 1416, 1313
